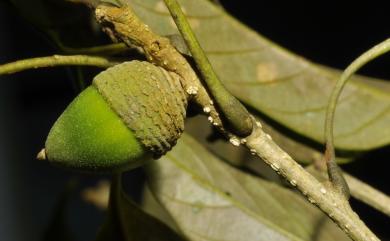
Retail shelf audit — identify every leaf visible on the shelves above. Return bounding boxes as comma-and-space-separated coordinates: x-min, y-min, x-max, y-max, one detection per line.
141, 184, 182, 232
95, 175, 186, 241
127, 0, 390, 151
8, 0, 86, 30
146, 134, 350, 241
7, 0, 103, 48
42, 179, 77, 241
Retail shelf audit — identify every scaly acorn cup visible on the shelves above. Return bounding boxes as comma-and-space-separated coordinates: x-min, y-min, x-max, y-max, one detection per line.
44, 61, 188, 172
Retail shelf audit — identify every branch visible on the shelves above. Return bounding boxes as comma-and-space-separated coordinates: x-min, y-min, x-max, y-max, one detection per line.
245, 124, 379, 241
94, 4, 379, 240
0, 55, 118, 75
158, 3, 381, 239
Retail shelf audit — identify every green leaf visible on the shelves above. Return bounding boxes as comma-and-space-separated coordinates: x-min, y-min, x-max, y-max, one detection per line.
128, 0, 390, 151
146, 134, 350, 241
96, 175, 186, 241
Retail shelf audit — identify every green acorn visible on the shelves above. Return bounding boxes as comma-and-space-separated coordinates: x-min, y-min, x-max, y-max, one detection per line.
42, 61, 187, 172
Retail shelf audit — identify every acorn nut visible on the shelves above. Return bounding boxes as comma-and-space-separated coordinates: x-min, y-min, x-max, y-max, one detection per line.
43, 61, 187, 172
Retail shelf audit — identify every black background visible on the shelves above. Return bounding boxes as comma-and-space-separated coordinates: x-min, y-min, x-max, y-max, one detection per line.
0, 1, 389, 240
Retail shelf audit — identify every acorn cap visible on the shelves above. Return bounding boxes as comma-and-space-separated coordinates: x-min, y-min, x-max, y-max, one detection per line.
93, 61, 187, 156
45, 86, 148, 172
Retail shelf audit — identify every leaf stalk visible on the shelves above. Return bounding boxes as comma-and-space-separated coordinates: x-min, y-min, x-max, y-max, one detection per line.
0, 55, 118, 75
163, 0, 253, 137
324, 38, 390, 198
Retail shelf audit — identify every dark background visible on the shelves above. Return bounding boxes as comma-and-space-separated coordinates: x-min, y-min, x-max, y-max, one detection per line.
0, 1, 389, 241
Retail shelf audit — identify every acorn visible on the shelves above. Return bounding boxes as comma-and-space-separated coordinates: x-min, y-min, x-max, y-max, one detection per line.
43, 61, 187, 172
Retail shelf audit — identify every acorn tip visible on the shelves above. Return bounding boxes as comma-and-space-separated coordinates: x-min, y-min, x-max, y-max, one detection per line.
37, 148, 47, 160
